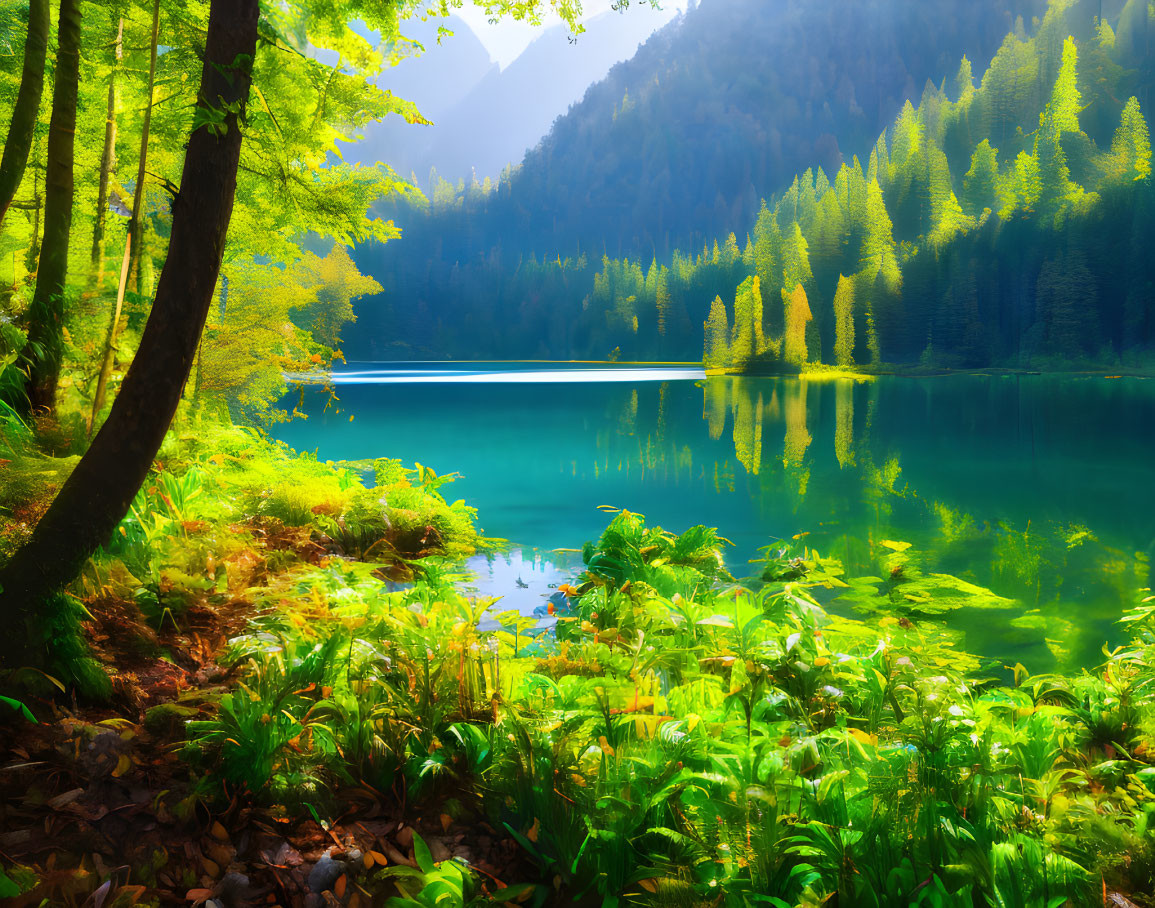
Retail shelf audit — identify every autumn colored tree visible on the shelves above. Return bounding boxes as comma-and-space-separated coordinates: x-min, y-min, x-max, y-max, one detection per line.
783, 283, 812, 367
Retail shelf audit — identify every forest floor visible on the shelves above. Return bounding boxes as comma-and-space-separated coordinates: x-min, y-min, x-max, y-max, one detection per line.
0, 416, 534, 908
0, 554, 535, 908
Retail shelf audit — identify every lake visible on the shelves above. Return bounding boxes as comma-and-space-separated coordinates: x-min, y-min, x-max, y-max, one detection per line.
275, 363, 1155, 670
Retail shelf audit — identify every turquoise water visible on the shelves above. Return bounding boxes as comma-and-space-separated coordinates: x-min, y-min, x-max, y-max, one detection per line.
275, 364, 1155, 670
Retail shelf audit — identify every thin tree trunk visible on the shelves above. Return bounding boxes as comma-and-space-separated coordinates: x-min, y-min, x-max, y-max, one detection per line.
90, 18, 124, 285
89, 234, 131, 435
24, 168, 42, 281
128, 0, 161, 296
0, 0, 50, 230
0, 0, 260, 668
22, 0, 82, 415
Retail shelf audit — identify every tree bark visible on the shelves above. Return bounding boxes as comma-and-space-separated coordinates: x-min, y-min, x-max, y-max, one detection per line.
22, 0, 82, 415
0, 0, 260, 668
90, 18, 124, 284
0, 0, 50, 231
128, 0, 161, 296
88, 234, 131, 435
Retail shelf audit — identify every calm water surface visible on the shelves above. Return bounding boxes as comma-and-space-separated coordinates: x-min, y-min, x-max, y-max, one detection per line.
275, 363, 1155, 670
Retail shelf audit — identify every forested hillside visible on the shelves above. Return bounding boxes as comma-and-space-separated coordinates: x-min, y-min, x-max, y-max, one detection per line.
350, 0, 1154, 370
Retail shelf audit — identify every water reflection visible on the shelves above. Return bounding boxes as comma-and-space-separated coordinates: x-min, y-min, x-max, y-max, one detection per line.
277, 371, 1155, 671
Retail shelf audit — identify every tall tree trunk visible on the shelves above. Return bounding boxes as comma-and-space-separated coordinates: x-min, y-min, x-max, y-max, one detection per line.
90, 18, 124, 285
24, 169, 42, 281
0, 0, 260, 669
128, 0, 161, 296
0, 0, 50, 231
88, 235, 131, 434
22, 0, 82, 415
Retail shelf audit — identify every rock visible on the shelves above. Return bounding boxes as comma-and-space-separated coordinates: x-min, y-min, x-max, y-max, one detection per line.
213, 872, 250, 908
308, 852, 343, 893
428, 837, 451, 863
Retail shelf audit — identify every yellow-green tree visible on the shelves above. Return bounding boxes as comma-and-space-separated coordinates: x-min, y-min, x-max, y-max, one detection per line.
832, 274, 856, 367
730, 275, 764, 365
703, 295, 730, 369
963, 139, 1000, 217
1102, 97, 1152, 184
783, 283, 812, 367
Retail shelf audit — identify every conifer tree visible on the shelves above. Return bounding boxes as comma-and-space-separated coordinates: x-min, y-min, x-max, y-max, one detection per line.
1104, 97, 1152, 183
730, 275, 764, 365
963, 139, 1000, 216
832, 274, 856, 367
783, 283, 812, 367
703, 295, 730, 369
860, 179, 901, 291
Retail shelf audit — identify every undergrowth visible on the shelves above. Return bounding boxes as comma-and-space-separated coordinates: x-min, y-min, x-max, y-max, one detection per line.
161, 510, 1155, 907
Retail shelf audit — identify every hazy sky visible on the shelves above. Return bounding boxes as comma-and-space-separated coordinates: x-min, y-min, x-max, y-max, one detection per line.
457, 0, 686, 67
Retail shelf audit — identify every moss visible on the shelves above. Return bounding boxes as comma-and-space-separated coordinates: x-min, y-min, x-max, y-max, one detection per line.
144, 702, 200, 736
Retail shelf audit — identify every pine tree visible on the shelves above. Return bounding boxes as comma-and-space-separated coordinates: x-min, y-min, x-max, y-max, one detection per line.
1044, 36, 1081, 137
779, 222, 812, 307
722, 232, 740, 267
860, 179, 901, 292
998, 151, 1042, 217
1104, 97, 1152, 183
832, 274, 856, 367
954, 55, 976, 107
655, 268, 671, 337
783, 283, 812, 367
703, 295, 731, 369
963, 139, 1000, 216
731, 275, 764, 365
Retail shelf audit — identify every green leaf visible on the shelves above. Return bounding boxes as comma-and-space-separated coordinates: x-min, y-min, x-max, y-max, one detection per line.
0, 695, 36, 724
412, 831, 436, 874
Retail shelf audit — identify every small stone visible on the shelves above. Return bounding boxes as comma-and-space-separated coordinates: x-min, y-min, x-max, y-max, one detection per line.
308, 853, 342, 893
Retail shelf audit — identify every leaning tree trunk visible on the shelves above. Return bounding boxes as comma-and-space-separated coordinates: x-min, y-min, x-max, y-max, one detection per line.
0, 0, 50, 231
0, 0, 260, 668
22, 0, 82, 415
90, 18, 124, 284
128, 0, 161, 296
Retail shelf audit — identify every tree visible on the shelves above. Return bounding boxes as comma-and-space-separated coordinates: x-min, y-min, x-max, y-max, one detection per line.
0, 0, 597, 665
832, 274, 856, 367
22, 0, 82, 414
859, 178, 900, 292
730, 275, 764, 365
999, 150, 1042, 217
0, 0, 49, 230
963, 139, 1000, 216
1103, 97, 1152, 184
1044, 36, 1081, 137
127, 0, 162, 294
703, 295, 730, 369
954, 55, 976, 108
0, 0, 261, 667
779, 221, 812, 311
290, 245, 383, 348
89, 18, 123, 282
783, 283, 812, 367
